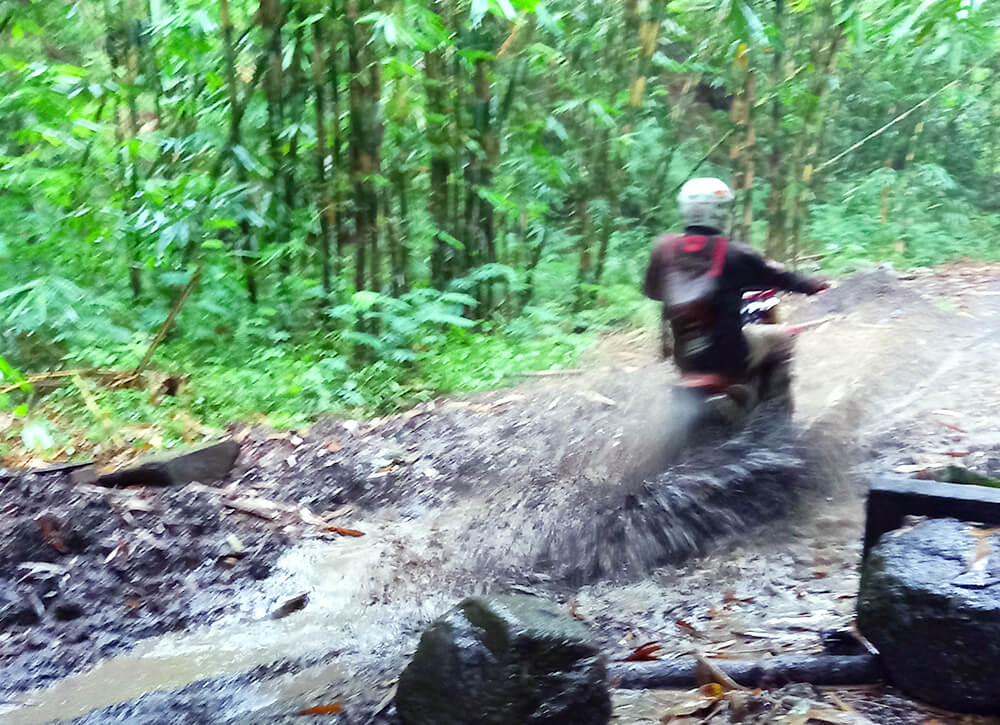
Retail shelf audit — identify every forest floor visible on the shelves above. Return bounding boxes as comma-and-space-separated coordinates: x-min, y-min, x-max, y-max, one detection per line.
3, 262, 1000, 724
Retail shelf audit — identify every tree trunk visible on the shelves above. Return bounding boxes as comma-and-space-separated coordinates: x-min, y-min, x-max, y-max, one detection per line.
281, 20, 307, 272
219, 0, 258, 302
103, 0, 145, 299
522, 225, 546, 310
327, 7, 345, 266
312, 17, 334, 295
346, 0, 381, 293
786, 5, 845, 263
395, 170, 411, 294
426, 10, 452, 289
463, 55, 493, 310
765, 0, 786, 259
384, 185, 403, 297
573, 196, 593, 312
260, 0, 288, 270
739, 69, 756, 242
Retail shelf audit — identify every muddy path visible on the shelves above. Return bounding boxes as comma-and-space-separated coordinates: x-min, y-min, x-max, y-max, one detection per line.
3, 264, 1000, 724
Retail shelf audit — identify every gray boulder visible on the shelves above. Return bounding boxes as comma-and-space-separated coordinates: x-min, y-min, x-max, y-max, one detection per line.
396, 594, 610, 725
857, 517, 1000, 713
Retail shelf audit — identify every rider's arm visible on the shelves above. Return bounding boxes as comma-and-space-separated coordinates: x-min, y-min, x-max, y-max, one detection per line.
730, 243, 827, 294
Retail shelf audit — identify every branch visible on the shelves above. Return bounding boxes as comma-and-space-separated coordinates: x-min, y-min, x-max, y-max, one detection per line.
815, 75, 967, 175
133, 265, 202, 375
0, 369, 131, 395
672, 128, 736, 194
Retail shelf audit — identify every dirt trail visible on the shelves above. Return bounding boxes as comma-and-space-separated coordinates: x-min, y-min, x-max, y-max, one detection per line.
3, 265, 1000, 725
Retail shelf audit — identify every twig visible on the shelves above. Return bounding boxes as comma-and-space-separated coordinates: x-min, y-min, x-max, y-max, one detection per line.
134, 265, 202, 375
0, 369, 133, 395
815, 75, 967, 175
505, 369, 585, 378
495, 23, 522, 57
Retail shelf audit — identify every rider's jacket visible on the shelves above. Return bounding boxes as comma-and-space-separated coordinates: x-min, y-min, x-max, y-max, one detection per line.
642, 227, 821, 375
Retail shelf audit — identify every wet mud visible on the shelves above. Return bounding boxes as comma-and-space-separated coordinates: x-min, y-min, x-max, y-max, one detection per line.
3, 264, 1000, 724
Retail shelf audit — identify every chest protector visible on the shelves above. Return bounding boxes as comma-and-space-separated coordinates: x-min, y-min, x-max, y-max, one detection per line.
661, 234, 728, 359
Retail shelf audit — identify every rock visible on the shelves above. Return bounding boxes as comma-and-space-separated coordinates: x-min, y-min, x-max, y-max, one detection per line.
396, 594, 610, 725
0, 583, 40, 630
96, 440, 241, 488
857, 518, 1000, 713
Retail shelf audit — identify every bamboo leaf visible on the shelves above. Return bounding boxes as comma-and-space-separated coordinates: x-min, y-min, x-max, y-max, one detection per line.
471, 0, 489, 28
493, 0, 517, 22
736, 0, 766, 42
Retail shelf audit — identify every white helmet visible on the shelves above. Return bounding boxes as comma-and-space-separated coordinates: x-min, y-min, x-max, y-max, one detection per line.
677, 177, 734, 232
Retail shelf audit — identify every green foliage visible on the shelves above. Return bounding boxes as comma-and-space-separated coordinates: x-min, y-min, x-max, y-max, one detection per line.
1, 0, 999, 459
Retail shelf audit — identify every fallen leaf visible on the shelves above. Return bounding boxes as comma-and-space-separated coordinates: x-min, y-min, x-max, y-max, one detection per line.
578, 390, 616, 407
37, 515, 67, 554
298, 703, 342, 715
323, 525, 365, 537
622, 641, 662, 662
325, 440, 343, 452
224, 497, 281, 520
224, 533, 246, 555
675, 618, 705, 639
104, 540, 129, 564
299, 506, 328, 527
657, 684, 725, 721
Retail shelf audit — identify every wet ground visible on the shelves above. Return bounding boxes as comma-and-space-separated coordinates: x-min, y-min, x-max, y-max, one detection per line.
2, 264, 1000, 724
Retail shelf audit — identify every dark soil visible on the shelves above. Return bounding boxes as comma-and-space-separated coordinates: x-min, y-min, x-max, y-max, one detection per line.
0, 472, 290, 692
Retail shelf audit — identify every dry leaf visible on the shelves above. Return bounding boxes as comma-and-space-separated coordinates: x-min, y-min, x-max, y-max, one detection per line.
675, 618, 705, 639
323, 525, 365, 537
224, 497, 281, 520
298, 703, 342, 715
104, 540, 129, 564
657, 684, 725, 721
578, 390, 616, 407
37, 515, 67, 554
622, 642, 663, 662
694, 653, 745, 691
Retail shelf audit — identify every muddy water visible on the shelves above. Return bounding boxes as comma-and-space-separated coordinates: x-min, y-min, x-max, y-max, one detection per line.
1, 418, 819, 725
2, 527, 402, 724
5, 270, 1000, 724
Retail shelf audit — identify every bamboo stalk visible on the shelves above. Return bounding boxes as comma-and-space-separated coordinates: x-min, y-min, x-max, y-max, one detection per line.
312, 16, 334, 294
219, 0, 259, 302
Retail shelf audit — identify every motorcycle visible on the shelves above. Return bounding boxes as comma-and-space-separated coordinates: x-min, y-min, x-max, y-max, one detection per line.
663, 289, 794, 455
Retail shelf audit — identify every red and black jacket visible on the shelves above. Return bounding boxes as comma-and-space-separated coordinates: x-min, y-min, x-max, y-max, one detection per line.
643, 230, 821, 375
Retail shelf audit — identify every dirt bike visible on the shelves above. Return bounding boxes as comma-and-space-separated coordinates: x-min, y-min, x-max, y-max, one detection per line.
663, 289, 794, 456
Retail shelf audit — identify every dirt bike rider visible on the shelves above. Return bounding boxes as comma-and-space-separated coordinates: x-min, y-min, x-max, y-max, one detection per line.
642, 177, 828, 404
